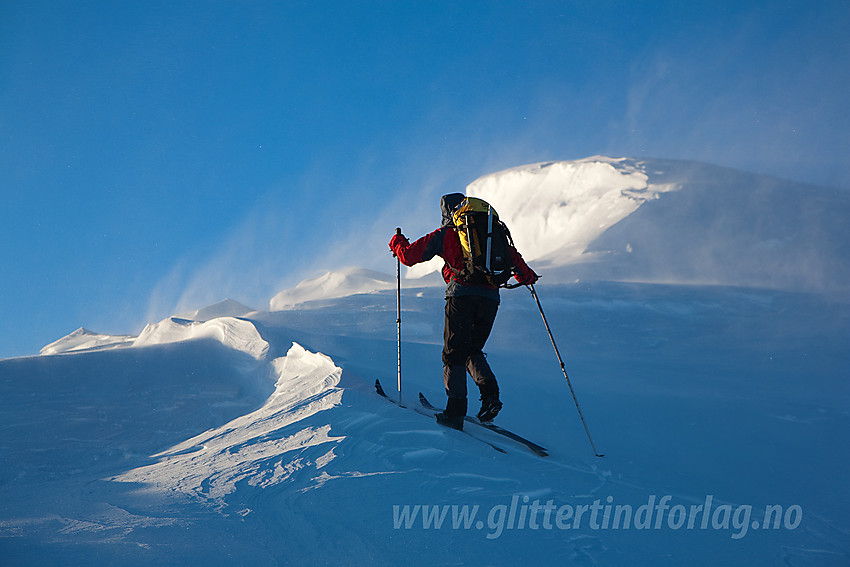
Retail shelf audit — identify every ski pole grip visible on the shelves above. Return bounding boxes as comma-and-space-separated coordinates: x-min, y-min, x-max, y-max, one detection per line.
392, 228, 402, 258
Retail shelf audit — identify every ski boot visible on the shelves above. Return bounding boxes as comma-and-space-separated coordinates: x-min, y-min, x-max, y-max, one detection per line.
435, 412, 464, 430
477, 395, 502, 422
436, 396, 466, 431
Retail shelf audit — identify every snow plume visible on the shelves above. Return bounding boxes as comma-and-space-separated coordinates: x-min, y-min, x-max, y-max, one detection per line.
143, 205, 294, 325
270, 267, 395, 310
143, 198, 344, 323
142, 157, 465, 323
577, 160, 850, 293
143, 154, 482, 320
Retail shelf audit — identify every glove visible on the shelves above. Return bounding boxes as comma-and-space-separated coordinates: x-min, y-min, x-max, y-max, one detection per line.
515, 269, 540, 286
389, 232, 408, 254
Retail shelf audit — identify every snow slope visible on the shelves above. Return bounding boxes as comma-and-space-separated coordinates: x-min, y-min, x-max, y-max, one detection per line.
1, 157, 848, 566
2, 284, 847, 566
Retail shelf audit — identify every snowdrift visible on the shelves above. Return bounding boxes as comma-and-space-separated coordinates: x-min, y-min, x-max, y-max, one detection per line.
40, 327, 135, 355
134, 315, 270, 360
110, 342, 344, 503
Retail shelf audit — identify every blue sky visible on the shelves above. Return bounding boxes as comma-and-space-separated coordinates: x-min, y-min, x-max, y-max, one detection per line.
2, 1, 849, 357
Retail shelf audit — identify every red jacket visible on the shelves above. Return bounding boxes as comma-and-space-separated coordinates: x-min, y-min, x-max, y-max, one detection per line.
389, 226, 538, 288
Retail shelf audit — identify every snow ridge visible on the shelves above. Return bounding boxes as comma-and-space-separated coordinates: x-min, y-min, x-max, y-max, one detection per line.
40, 327, 134, 355
110, 342, 344, 503
134, 316, 270, 360
43, 312, 270, 360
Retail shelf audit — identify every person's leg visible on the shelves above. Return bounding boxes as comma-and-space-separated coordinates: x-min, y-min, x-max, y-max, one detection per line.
442, 297, 474, 417
466, 296, 502, 420
464, 297, 499, 391
466, 354, 496, 393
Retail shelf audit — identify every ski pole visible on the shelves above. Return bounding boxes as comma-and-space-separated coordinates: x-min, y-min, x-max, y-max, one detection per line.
395, 228, 403, 407
528, 284, 604, 457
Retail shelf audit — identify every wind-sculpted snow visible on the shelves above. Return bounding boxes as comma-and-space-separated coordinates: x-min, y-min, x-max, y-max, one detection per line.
110, 343, 344, 503
178, 298, 256, 322
40, 327, 135, 355
41, 311, 270, 361
134, 315, 270, 360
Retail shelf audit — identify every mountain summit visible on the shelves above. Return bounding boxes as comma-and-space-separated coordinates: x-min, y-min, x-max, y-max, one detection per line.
464, 157, 850, 292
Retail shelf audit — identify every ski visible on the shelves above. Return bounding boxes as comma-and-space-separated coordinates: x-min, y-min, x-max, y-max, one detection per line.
374, 378, 391, 400
374, 380, 507, 454
419, 392, 549, 457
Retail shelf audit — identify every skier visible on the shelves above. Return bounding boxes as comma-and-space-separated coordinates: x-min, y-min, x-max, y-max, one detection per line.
389, 193, 539, 430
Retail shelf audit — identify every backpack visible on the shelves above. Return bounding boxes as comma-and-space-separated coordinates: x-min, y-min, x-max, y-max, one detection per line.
450, 197, 517, 288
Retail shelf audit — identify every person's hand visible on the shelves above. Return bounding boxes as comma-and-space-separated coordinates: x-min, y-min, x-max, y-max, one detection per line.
516, 269, 539, 285
389, 231, 408, 253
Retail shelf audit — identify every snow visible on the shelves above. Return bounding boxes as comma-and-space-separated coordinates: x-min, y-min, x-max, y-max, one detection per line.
178, 298, 256, 322
270, 267, 396, 310
466, 157, 681, 264
1, 157, 848, 566
465, 157, 850, 293
109, 343, 344, 503
39, 327, 135, 355
134, 315, 269, 360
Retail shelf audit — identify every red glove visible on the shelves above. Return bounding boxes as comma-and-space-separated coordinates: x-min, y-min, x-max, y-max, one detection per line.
389, 232, 408, 254
515, 269, 540, 286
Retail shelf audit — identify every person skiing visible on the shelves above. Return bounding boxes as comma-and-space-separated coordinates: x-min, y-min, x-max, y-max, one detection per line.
389, 193, 539, 430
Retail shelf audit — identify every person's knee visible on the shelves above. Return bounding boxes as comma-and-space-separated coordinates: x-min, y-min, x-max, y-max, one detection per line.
442, 348, 469, 367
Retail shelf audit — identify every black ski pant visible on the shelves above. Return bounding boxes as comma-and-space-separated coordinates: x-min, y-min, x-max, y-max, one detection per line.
442, 295, 500, 416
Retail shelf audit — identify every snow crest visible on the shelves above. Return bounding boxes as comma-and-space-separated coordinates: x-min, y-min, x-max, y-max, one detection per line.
134, 316, 269, 360
178, 298, 255, 322
466, 157, 680, 266
110, 342, 344, 502
40, 327, 135, 355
